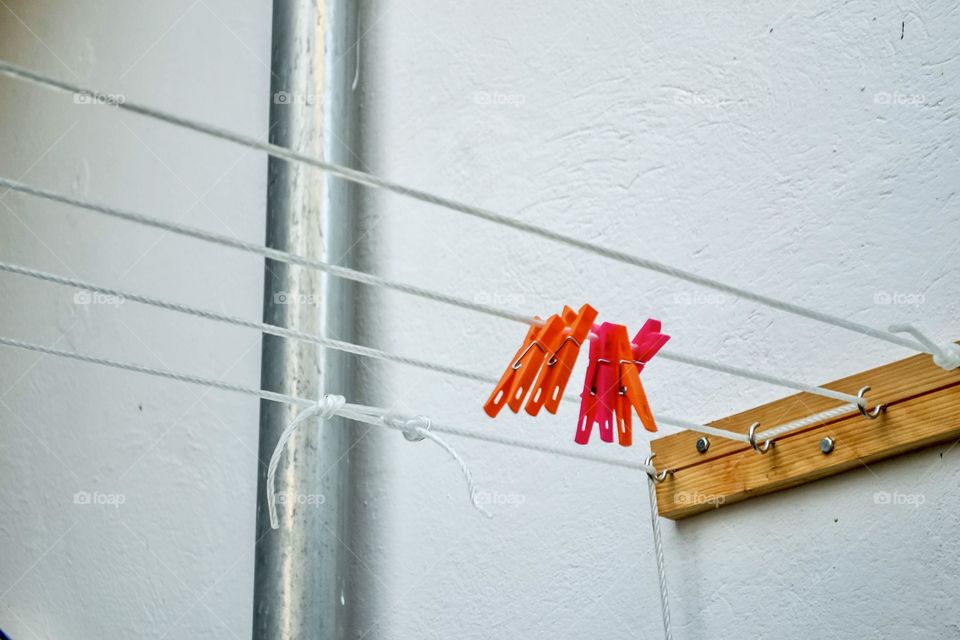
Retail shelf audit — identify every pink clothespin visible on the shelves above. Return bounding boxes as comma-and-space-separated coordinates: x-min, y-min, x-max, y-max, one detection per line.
575, 323, 618, 445
631, 319, 670, 372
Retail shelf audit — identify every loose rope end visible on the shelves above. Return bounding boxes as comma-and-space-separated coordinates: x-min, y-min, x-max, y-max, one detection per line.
266, 395, 346, 531
388, 413, 493, 519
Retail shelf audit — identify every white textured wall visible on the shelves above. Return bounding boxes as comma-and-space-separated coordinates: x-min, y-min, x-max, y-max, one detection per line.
353, 2, 960, 639
1, 2, 959, 640
0, 1, 271, 637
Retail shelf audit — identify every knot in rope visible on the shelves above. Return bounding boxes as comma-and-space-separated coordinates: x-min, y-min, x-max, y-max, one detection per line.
385, 413, 432, 442
314, 394, 347, 420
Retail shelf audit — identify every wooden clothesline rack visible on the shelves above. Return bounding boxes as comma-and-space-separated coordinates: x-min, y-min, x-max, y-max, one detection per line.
651, 343, 960, 519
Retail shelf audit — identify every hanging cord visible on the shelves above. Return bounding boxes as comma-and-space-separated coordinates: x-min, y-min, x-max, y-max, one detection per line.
0, 181, 869, 408
266, 396, 345, 529
0, 59, 928, 354
385, 414, 493, 519
645, 455, 673, 640
267, 401, 490, 529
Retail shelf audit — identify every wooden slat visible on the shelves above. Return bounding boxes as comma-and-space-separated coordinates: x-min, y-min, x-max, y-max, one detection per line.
651, 348, 960, 520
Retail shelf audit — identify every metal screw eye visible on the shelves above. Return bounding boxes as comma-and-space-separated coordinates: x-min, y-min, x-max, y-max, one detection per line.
857, 386, 885, 420
747, 422, 773, 454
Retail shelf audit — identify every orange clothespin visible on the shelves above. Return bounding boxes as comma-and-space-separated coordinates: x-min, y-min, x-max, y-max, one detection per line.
613, 320, 670, 446
525, 304, 598, 416
483, 314, 567, 417
484, 323, 539, 417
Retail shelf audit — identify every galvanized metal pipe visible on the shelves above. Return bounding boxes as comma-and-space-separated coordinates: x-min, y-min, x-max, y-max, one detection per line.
253, 1, 361, 638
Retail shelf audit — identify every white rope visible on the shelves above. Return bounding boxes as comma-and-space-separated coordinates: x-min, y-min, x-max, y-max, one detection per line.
0, 260, 753, 444
0, 332, 871, 486
384, 414, 494, 519
0, 59, 928, 355
266, 396, 345, 529
0, 260, 760, 442
0, 261, 499, 385
890, 323, 960, 370
657, 416, 751, 444
755, 403, 857, 442
655, 350, 861, 405
647, 472, 673, 640
418, 429, 493, 518
0, 180, 867, 407
0, 177, 529, 325
266, 400, 491, 528
0, 334, 659, 473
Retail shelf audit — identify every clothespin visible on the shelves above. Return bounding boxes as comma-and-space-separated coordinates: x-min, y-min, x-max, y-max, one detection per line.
484, 314, 568, 417
614, 320, 670, 446
575, 322, 619, 444
525, 304, 598, 416
631, 319, 670, 371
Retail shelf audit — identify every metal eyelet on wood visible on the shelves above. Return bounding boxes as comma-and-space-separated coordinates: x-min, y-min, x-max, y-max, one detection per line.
644, 453, 672, 482
747, 422, 772, 453
856, 385, 885, 419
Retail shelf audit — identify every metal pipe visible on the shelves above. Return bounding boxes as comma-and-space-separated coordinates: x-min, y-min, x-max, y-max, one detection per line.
253, 1, 361, 638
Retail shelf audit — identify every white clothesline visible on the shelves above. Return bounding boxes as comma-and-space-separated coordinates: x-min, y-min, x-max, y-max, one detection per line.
0, 178, 869, 408
0, 260, 862, 445
0, 58, 930, 358
0, 332, 860, 460
0, 334, 661, 473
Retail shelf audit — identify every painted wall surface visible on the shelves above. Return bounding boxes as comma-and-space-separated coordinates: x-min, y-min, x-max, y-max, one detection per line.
351, 2, 960, 639
1, 1, 959, 640
0, 1, 271, 637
